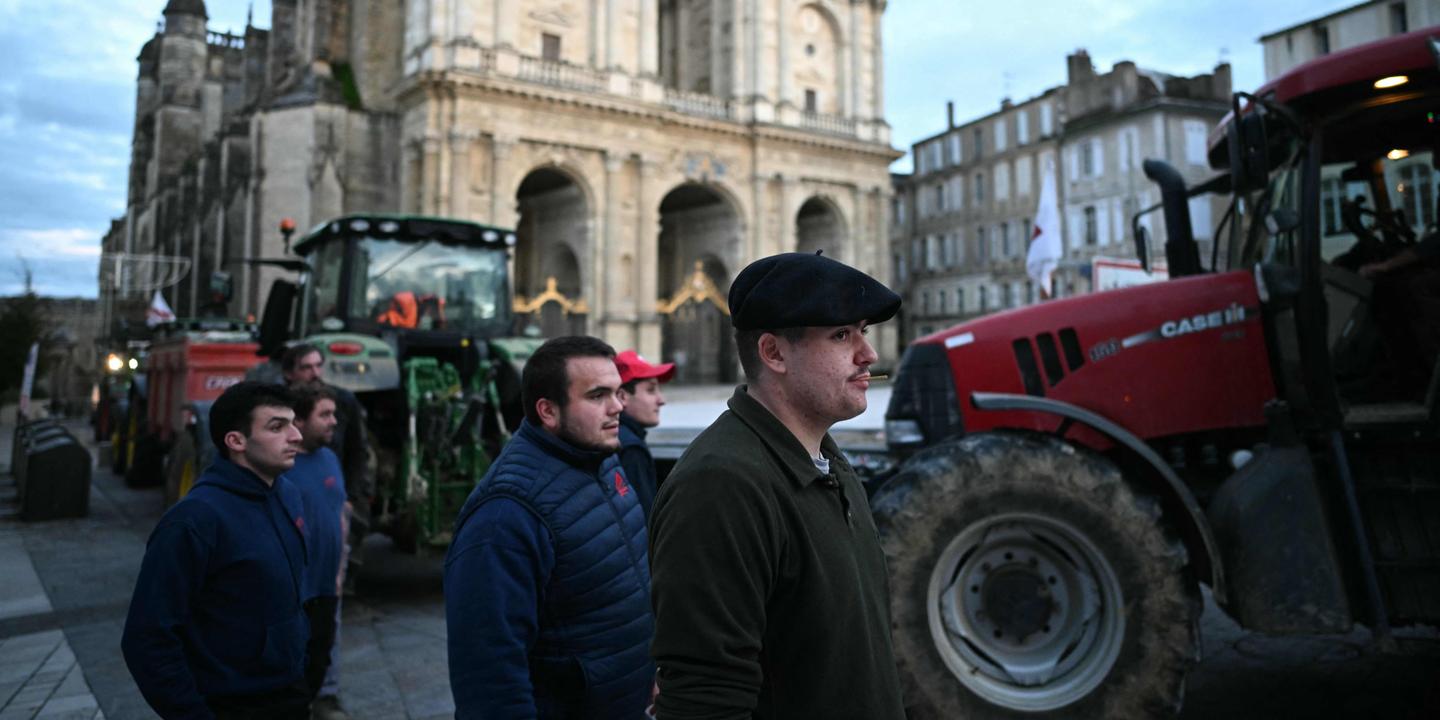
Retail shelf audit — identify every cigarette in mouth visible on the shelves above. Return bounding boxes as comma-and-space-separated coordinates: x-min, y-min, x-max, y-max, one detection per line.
867, 374, 888, 381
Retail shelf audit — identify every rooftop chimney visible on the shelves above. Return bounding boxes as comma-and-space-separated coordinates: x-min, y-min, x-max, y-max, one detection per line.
947, 101, 955, 129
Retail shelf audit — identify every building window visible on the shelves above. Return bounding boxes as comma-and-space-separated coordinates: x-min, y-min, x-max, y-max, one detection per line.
1184, 120, 1208, 166
1017, 111, 1030, 145
1004, 283, 1014, 309
1023, 218, 1032, 245
923, 292, 931, 315
805, 89, 818, 113
956, 286, 965, 315
1398, 163, 1436, 231
975, 172, 985, 203
948, 135, 962, 165
973, 128, 983, 160
976, 227, 987, 262
1082, 140, 1097, 176
893, 197, 906, 226
1001, 222, 1012, 257
1390, 3, 1407, 35
995, 163, 1010, 201
938, 290, 948, 315
1040, 103, 1054, 136
1286, 34, 1294, 55
935, 185, 946, 213
995, 119, 1008, 152
542, 33, 562, 61
1084, 206, 1098, 245
1313, 25, 1330, 55
979, 285, 989, 313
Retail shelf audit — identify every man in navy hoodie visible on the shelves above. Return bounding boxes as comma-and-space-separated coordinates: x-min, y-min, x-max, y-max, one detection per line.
287, 384, 349, 719
445, 336, 654, 719
122, 381, 312, 720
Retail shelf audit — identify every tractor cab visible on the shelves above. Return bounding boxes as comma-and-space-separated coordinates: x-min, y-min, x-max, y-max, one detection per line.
296, 215, 514, 340
1179, 29, 1440, 423
261, 215, 519, 390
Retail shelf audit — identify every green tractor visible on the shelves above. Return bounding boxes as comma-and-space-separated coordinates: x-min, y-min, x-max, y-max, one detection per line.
256, 215, 544, 550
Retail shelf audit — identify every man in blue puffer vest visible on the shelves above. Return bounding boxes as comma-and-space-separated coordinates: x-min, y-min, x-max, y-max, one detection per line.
122, 381, 312, 719
445, 336, 654, 719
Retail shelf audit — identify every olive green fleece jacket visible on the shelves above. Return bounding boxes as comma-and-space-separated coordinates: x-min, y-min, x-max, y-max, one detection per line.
648, 386, 905, 720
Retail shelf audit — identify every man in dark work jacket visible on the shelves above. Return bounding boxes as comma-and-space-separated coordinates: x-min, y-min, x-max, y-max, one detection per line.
649, 252, 906, 720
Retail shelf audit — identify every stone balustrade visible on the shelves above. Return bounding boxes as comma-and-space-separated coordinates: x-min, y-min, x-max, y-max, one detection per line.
663, 88, 735, 121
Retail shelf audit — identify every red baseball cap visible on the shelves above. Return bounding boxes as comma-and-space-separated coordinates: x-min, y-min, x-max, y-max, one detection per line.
615, 350, 675, 385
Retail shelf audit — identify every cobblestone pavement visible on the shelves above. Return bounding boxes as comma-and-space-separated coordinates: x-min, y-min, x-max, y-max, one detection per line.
1, 415, 1437, 719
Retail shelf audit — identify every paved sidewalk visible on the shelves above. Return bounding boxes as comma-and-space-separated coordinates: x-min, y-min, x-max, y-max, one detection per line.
0, 525, 105, 720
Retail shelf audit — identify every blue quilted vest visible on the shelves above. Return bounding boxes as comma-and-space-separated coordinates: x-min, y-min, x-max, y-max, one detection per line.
453, 419, 654, 717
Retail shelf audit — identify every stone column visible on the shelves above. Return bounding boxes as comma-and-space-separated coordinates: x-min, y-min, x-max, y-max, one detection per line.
777, 1, 791, 105
750, 172, 766, 261
636, 156, 663, 361
870, 5, 883, 119
589, 0, 601, 66
710, 0, 723, 95
423, 134, 443, 215
848, 0, 860, 118
490, 136, 517, 227
640, 0, 658, 76
674, 2, 688, 86
495, 0, 516, 48
449, 130, 474, 219
602, 152, 623, 312
604, 0, 616, 68
778, 174, 798, 253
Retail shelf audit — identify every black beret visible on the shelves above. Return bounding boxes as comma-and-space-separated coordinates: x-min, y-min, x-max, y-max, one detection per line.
728, 252, 901, 331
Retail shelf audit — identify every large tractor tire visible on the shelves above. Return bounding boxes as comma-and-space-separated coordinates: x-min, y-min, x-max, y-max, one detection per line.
163, 431, 200, 508
872, 431, 1199, 719
125, 433, 166, 488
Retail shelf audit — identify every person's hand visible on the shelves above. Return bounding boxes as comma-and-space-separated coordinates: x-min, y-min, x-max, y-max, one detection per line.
1359, 261, 1385, 279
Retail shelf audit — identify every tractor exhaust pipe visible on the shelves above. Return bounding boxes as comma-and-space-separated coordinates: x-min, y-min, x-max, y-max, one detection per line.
1142, 159, 1203, 277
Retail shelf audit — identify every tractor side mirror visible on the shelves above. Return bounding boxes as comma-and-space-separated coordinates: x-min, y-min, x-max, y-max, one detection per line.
1134, 224, 1152, 273
257, 279, 297, 358
1226, 98, 1270, 194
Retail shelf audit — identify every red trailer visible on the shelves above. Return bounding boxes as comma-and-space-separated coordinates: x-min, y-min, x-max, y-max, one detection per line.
124, 322, 257, 490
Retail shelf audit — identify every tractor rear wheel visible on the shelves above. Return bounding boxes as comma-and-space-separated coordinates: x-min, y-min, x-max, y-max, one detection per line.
164, 431, 199, 508
872, 431, 1198, 719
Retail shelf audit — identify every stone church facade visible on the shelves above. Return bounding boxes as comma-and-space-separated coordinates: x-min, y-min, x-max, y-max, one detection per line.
105, 0, 901, 377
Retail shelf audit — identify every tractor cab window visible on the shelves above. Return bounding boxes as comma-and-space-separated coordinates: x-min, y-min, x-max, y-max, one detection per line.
1321, 150, 1436, 264
349, 237, 510, 335
1315, 96, 1439, 409
305, 239, 348, 332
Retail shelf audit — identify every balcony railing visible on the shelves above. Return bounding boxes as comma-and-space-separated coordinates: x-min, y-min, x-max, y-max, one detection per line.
516, 56, 607, 93
801, 111, 857, 137
664, 88, 734, 121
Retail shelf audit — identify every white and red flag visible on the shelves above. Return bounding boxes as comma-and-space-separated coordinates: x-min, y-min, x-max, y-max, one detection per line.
1026, 156, 1063, 299
146, 290, 176, 327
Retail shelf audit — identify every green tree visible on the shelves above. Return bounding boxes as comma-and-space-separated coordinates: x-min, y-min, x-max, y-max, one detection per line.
0, 293, 48, 398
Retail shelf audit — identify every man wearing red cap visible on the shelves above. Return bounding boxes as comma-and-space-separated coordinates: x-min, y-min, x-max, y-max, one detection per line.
614, 350, 675, 521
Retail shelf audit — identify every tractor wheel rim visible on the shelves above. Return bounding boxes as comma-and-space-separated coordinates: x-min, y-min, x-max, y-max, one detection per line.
927, 512, 1125, 712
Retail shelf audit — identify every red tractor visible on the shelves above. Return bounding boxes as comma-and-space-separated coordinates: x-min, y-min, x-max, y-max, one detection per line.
877, 30, 1440, 717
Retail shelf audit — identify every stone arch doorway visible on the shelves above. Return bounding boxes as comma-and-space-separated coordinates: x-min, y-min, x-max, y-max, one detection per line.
657, 183, 741, 385
513, 167, 590, 337
796, 196, 847, 256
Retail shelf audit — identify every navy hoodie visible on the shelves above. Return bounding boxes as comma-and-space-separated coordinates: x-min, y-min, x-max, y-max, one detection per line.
617, 413, 659, 521
122, 457, 310, 719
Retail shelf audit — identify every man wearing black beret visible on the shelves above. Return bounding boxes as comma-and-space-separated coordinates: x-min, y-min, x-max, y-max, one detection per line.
648, 252, 906, 719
